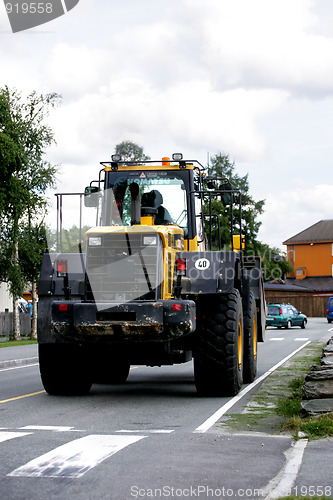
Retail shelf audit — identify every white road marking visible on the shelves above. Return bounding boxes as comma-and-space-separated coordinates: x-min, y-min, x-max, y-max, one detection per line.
19, 425, 82, 432
194, 341, 311, 433
8, 434, 146, 478
0, 364, 38, 372
0, 431, 32, 443
262, 439, 308, 499
269, 338, 284, 341
294, 338, 309, 341
116, 429, 174, 434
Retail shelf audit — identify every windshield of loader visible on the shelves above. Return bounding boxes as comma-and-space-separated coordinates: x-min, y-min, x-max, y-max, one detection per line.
105, 170, 188, 232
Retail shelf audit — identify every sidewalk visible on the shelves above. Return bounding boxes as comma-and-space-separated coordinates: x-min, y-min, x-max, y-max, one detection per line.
0, 343, 38, 369
259, 435, 333, 498
292, 437, 333, 498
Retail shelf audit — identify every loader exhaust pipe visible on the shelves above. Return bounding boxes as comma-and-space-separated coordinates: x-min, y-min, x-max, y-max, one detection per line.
129, 182, 141, 225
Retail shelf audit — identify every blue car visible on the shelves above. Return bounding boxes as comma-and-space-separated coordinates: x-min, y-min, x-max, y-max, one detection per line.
327, 297, 333, 323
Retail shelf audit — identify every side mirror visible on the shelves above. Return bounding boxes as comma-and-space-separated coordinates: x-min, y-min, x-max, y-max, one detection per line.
219, 181, 233, 205
207, 180, 216, 189
84, 186, 99, 207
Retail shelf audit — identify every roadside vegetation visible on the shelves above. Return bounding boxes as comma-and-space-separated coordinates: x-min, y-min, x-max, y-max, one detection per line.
0, 85, 60, 340
277, 374, 333, 439
0, 339, 37, 348
219, 341, 333, 440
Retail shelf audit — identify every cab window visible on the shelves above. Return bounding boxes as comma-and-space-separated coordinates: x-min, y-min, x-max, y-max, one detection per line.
107, 171, 188, 233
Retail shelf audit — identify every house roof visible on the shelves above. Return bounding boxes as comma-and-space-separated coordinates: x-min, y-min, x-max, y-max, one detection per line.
264, 276, 333, 293
264, 280, 314, 292
283, 219, 333, 245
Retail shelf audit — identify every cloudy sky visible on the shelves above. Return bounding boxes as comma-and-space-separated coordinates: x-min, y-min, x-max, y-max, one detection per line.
1, 0, 332, 250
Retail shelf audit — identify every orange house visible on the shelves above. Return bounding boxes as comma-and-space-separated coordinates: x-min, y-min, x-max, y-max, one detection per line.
264, 220, 333, 317
283, 220, 333, 279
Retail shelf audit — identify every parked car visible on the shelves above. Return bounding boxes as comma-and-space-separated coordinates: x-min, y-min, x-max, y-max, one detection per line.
327, 297, 333, 323
266, 303, 307, 329
18, 298, 29, 314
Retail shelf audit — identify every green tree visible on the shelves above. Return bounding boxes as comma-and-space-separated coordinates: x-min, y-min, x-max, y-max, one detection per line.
205, 153, 293, 279
59, 224, 91, 253
205, 153, 265, 251
253, 242, 294, 282
114, 140, 150, 162
0, 86, 60, 339
18, 219, 48, 338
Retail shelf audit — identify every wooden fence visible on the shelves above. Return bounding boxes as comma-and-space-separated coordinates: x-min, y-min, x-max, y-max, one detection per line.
0, 312, 32, 337
265, 291, 330, 318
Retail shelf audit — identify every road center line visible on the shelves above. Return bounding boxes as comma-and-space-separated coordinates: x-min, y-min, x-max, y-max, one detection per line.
194, 341, 311, 433
0, 390, 45, 404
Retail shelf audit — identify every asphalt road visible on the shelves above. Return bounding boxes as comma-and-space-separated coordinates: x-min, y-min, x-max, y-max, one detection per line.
0, 319, 332, 500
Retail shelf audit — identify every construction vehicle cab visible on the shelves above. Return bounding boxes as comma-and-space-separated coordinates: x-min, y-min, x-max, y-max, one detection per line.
37, 154, 266, 397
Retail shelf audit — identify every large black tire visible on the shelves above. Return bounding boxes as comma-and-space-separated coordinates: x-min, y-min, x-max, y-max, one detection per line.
242, 292, 258, 384
92, 354, 130, 384
194, 289, 243, 396
39, 344, 92, 396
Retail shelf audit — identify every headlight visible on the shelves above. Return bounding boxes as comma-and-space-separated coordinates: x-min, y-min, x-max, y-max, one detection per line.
89, 237, 102, 246
111, 154, 122, 162
172, 153, 183, 161
143, 236, 157, 246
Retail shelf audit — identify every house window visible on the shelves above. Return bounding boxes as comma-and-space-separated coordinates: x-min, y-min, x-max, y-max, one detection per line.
296, 267, 306, 279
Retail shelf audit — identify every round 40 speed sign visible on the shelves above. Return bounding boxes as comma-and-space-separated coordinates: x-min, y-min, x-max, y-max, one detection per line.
194, 258, 211, 270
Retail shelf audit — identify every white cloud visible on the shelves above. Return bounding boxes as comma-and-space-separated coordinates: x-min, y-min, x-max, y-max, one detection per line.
43, 43, 112, 99
258, 181, 333, 250
47, 75, 288, 178
195, 0, 333, 95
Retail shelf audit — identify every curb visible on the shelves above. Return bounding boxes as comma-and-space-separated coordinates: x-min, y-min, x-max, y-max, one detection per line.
0, 357, 39, 369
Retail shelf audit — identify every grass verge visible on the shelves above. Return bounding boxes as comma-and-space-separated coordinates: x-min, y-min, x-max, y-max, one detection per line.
219, 341, 333, 440
0, 339, 37, 348
275, 350, 333, 439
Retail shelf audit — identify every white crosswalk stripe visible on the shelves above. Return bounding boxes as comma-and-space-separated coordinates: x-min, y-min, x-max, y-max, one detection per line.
0, 431, 33, 443
268, 337, 309, 341
19, 425, 80, 432
8, 434, 146, 478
